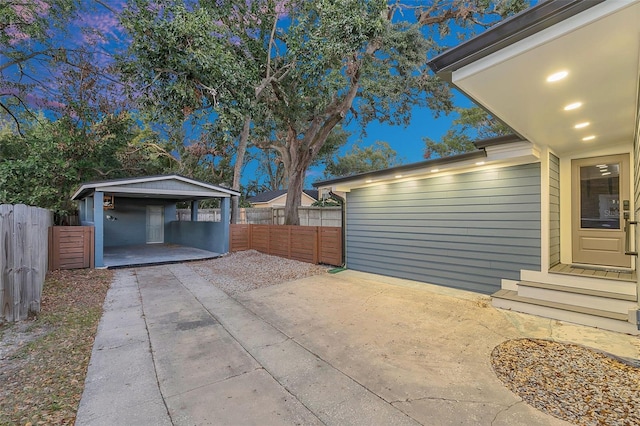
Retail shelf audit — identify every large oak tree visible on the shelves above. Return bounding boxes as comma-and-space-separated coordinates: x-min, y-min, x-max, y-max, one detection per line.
120, 0, 528, 224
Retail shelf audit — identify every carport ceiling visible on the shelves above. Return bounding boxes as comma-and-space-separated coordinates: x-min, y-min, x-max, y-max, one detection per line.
447, 0, 640, 155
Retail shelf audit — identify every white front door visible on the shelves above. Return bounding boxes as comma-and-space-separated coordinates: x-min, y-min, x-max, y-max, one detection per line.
146, 205, 164, 244
572, 154, 631, 268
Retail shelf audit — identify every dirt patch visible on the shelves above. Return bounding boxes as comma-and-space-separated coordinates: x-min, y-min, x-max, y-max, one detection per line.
192, 250, 329, 296
0, 268, 113, 425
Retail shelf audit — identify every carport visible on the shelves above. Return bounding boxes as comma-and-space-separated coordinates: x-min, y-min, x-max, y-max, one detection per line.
72, 175, 240, 268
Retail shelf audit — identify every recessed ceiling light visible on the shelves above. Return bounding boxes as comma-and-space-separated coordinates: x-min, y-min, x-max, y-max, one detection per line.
601, 172, 611, 176
365, 179, 373, 183
574, 122, 590, 129
395, 174, 403, 179
430, 168, 439, 173
564, 102, 582, 111
582, 135, 596, 141
546, 71, 568, 82
475, 161, 485, 166
597, 164, 607, 168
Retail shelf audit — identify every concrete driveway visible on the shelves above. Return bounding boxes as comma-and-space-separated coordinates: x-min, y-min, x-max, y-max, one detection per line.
76, 263, 639, 425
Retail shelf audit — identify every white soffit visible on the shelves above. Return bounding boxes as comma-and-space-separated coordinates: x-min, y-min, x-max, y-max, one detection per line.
452, 0, 640, 155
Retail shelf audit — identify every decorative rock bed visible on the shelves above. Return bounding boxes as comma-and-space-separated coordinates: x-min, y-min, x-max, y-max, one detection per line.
491, 338, 640, 425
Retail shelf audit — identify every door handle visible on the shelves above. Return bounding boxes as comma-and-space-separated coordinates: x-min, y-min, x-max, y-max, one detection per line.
624, 216, 638, 256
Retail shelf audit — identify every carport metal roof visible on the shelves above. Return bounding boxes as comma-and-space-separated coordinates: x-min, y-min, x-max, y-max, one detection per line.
72, 174, 240, 201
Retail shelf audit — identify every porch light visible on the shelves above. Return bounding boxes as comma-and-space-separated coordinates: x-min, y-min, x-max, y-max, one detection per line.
546, 70, 568, 82
564, 102, 582, 111
574, 122, 590, 129
582, 135, 596, 141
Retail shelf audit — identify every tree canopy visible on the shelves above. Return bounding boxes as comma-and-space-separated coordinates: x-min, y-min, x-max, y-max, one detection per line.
324, 141, 400, 178
423, 106, 513, 159
1, 0, 531, 223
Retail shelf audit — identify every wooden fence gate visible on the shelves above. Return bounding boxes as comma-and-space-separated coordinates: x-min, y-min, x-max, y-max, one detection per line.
230, 224, 343, 266
48, 226, 95, 270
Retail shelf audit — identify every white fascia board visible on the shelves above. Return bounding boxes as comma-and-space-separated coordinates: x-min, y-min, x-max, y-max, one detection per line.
71, 185, 89, 200
170, 175, 239, 196
98, 187, 232, 198
72, 175, 240, 200
484, 141, 541, 163
315, 184, 352, 194
325, 143, 539, 192
452, 0, 637, 83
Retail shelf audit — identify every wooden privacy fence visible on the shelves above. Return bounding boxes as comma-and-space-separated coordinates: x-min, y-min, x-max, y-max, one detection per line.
230, 224, 343, 266
0, 204, 53, 322
179, 207, 342, 226
48, 226, 94, 270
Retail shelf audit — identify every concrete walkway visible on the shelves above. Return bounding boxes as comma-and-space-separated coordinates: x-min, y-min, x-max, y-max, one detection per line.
76, 264, 640, 425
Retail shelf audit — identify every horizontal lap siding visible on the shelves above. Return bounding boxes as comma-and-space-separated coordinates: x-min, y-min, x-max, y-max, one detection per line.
346, 163, 541, 294
549, 154, 561, 267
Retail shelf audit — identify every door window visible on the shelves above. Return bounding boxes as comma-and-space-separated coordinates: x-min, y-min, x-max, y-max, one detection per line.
579, 163, 620, 229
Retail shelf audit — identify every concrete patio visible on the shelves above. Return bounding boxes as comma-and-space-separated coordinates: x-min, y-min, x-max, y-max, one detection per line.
76, 263, 639, 425
103, 244, 220, 268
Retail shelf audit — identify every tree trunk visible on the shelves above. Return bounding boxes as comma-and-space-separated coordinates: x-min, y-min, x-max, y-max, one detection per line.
284, 165, 305, 225
231, 116, 251, 224
282, 134, 313, 225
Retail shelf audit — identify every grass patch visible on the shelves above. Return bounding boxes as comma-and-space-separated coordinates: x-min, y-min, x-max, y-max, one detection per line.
0, 268, 113, 425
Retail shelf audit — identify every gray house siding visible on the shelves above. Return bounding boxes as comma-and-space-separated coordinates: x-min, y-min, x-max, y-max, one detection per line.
549, 153, 561, 267
345, 163, 541, 294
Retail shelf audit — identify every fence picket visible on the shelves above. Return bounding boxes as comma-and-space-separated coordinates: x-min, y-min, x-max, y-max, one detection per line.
0, 205, 14, 320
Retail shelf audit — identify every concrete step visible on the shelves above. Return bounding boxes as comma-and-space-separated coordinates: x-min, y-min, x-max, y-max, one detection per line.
492, 289, 639, 335
517, 281, 637, 315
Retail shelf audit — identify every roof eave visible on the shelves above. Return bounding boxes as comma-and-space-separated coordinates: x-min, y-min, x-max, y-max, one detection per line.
71, 174, 240, 201
313, 150, 487, 189
427, 0, 605, 78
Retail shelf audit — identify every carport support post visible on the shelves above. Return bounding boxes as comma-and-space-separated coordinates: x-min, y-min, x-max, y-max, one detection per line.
221, 197, 230, 253
93, 191, 104, 267
190, 201, 199, 221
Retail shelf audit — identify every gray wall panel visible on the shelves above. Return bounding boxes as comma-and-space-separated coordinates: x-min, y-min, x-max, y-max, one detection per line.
103, 198, 174, 247
345, 163, 541, 294
549, 154, 560, 267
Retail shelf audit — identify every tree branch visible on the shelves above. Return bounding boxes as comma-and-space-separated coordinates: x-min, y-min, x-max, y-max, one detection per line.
0, 101, 24, 137
0, 50, 51, 72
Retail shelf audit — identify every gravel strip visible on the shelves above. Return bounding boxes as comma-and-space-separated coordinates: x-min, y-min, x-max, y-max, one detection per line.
492, 338, 640, 426
191, 250, 329, 296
